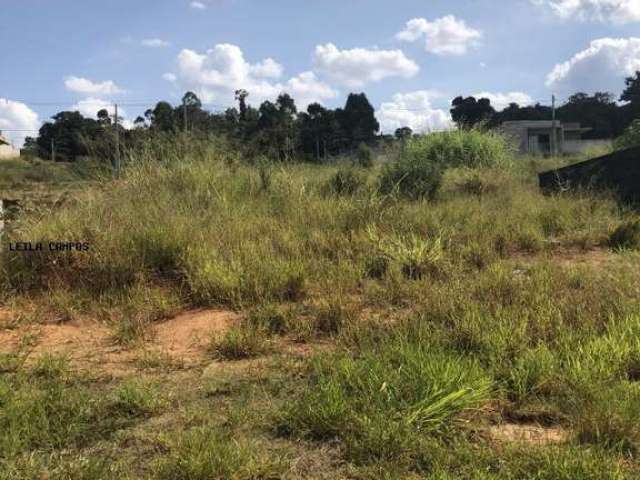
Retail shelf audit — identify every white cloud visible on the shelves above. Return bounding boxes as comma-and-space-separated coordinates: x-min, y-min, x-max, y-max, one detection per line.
545, 37, 640, 96
190, 1, 206, 9
378, 90, 453, 134
65, 76, 124, 96
532, 0, 640, 23
396, 16, 482, 56
72, 98, 120, 119
284, 71, 338, 108
163, 72, 177, 83
168, 43, 337, 109
142, 38, 171, 48
250, 58, 284, 79
0, 99, 40, 147
473, 91, 534, 110
313, 43, 419, 87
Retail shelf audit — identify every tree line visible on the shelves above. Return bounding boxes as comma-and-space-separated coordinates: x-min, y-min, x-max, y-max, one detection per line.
24, 90, 382, 163
24, 71, 640, 163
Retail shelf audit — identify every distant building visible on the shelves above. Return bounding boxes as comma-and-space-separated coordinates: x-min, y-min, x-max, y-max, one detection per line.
501, 121, 611, 156
0, 132, 20, 159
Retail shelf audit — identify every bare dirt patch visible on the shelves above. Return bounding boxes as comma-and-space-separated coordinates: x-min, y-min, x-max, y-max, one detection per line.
488, 423, 568, 446
0, 309, 239, 375
153, 309, 238, 361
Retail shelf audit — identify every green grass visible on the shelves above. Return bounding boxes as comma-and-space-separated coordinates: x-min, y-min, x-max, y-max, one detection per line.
1, 132, 639, 478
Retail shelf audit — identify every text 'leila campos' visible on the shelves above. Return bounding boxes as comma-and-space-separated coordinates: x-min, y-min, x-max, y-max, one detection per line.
8, 242, 90, 252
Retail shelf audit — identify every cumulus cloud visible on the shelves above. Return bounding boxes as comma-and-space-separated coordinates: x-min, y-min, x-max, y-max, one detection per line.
378, 91, 453, 134
71, 98, 133, 129
72, 98, 120, 118
167, 43, 337, 109
473, 91, 534, 110
284, 71, 339, 108
0, 99, 41, 147
65, 76, 124, 96
396, 16, 482, 56
250, 58, 284, 79
142, 38, 171, 48
546, 37, 640, 96
190, 1, 206, 9
313, 43, 419, 87
532, 0, 640, 23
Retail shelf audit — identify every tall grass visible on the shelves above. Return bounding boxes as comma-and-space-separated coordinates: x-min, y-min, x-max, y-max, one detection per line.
2, 133, 640, 478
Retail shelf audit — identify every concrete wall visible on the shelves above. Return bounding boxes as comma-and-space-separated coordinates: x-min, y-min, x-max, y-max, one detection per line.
563, 139, 612, 155
0, 144, 19, 159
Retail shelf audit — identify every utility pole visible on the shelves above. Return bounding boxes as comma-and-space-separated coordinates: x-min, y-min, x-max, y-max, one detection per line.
551, 94, 557, 157
114, 104, 120, 177
183, 97, 188, 133
51, 138, 56, 162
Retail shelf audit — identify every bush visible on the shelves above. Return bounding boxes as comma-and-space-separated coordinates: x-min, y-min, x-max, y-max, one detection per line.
379, 129, 512, 200
614, 119, 640, 151
326, 167, 366, 196
356, 142, 374, 168
210, 322, 272, 360
609, 220, 640, 250
379, 155, 443, 199
405, 129, 512, 170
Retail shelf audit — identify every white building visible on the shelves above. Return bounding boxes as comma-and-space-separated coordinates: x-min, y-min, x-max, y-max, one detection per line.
501, 121, 611, 156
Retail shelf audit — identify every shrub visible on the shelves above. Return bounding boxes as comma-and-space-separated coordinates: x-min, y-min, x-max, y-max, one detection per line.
378, 153, 443, 200
210, 322, 272, 360
609, 220, 640, 250
379, 129, 512, 200
614, 119, 640, 151
356, 142, 374, 168
326, 167, 366, 196
404, 129, 512, 170
368, 226, 444, 280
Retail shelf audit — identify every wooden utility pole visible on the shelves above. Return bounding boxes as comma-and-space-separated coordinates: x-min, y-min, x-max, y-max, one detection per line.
50, 138, 56, 162
551, 94, 557, 157
114, 104, 120, 176
183, 97, 188, 133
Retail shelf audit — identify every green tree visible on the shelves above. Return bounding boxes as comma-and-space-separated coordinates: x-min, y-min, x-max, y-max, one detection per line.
620, 71, 640, 105
450, 96, 495, 128
339, 93, 379, 148
557, 92, 623, 138
395, 127, 413, 140
97, 109, 112, 126
146, 101, 175, 132
36, 111, 101, 162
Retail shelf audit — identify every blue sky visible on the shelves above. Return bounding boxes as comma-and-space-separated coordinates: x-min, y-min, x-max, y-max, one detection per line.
1, 0, 640, 145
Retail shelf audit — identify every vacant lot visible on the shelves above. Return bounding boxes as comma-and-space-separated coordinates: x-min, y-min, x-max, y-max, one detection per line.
1, 136, 640, 479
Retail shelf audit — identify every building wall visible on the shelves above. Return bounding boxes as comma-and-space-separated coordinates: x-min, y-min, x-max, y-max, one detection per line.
0, 144, 19, 159
564, 139, 612, 155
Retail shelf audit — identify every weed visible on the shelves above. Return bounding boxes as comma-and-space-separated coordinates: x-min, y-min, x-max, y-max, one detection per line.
210, 322, 272, 360
609, 220, 640, 250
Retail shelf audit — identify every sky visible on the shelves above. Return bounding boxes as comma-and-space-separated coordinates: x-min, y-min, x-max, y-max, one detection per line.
1, 0, 640, 146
